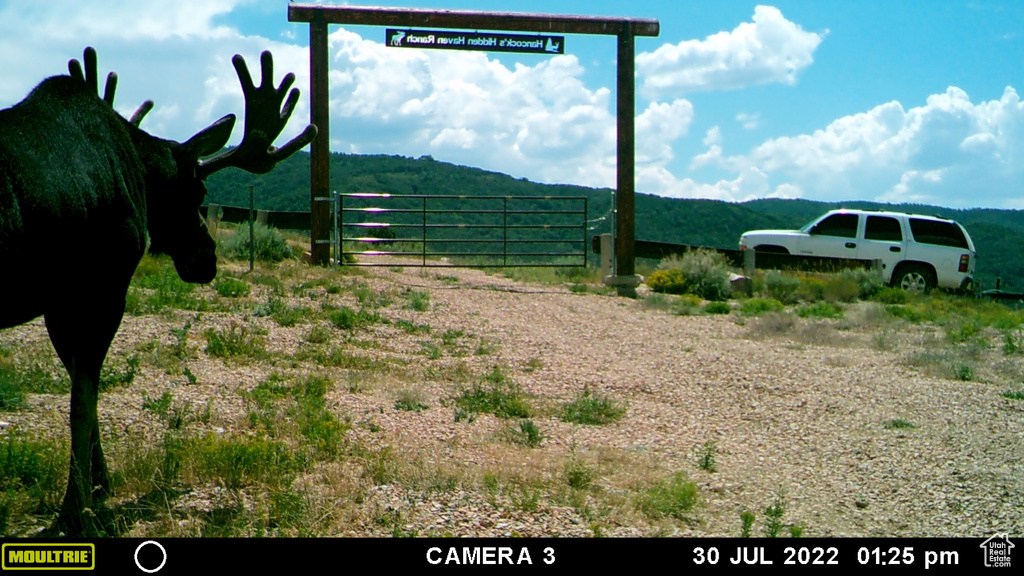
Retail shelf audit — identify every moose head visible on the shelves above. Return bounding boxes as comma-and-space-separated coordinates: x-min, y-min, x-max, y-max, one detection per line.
68, 47, 317, 284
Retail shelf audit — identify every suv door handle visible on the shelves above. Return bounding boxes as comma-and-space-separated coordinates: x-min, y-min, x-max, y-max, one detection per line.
890, 246, 901, 253
845, 242, 856, 249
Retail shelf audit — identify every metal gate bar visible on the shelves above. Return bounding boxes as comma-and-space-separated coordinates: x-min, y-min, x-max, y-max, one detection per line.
333, 193, 588, 267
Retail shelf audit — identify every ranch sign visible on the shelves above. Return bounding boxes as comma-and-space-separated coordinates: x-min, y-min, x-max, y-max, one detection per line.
386, 28, 564, 54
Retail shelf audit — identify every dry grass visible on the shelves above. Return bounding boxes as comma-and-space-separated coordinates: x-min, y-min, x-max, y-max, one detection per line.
1, 247, 1023, 538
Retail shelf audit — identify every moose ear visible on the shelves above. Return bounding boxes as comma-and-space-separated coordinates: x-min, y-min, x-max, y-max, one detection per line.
182, 114, 236, 159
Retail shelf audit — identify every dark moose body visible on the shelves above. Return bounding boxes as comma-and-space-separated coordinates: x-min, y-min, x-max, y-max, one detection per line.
0, 48, 315, 536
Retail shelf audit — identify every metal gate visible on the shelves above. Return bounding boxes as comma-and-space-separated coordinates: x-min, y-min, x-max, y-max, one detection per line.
320, 193, 587, 267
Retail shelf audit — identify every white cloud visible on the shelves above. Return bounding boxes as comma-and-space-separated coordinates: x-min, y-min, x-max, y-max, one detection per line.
636, 5, 825, 98
692, 86, 1024, 207
324, 28, 624, 187
736, 112, 760, 130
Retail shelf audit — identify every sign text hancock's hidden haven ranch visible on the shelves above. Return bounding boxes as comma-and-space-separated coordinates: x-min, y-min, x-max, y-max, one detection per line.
387, 28, 564, 54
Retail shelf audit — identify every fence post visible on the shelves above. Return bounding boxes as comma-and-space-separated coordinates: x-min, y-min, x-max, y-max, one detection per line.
600, 234, 614, 282
872, 258, 883, 278
743, 248, 755, 277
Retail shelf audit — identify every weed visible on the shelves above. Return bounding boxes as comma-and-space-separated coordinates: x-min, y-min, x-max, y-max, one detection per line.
0, 434, 66, 531
99, 355, 139, 391
329, 307, 382, 331
395, 388, 430, 412
637, 472, 700, 521
762, 487, 787, 537
143, 391, 174, 416
1002, 330, 1024, 355
740, 510, 756, 537
404, 290, 431, 312
169, 317, 196, 360
420, 342, 442, 360
523, 358, 544, 372
884, 418, 917, 429
954, 363, 975, 381
564, 458, 596, 490
560, 387, 625, 425
304, 325, 332, 344
204, 323, 267, 360
697, 441, 717, 472
507, 420, 543, 447
272, 305, 310, 328
0, 377, 23, 411
455, 367, 531, 419
474, 338, 498, 356
441, 329, 465, 347
1002, 390, 1024, 401
395, 320, 431, 334
214, 277, 251, 298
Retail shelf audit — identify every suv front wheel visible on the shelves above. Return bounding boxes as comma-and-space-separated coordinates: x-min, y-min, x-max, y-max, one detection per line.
893, 264, 935, 293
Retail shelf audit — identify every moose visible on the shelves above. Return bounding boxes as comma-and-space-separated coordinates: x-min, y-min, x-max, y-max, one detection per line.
0, 47, 316, 536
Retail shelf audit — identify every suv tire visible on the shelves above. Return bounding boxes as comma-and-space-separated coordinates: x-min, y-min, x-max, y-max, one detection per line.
893, 264, 935, 293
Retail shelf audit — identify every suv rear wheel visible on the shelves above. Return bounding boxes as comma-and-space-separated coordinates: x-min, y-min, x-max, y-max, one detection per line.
893, 264, 935, 293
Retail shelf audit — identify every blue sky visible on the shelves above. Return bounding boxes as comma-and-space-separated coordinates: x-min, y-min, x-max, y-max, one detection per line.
1, 1, 1022, 209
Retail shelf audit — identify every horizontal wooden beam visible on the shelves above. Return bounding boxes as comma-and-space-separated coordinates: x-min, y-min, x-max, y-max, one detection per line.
288, 4, 659, 37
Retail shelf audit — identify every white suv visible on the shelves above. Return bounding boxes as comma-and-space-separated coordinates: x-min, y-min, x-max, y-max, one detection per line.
739, 209, 976, 292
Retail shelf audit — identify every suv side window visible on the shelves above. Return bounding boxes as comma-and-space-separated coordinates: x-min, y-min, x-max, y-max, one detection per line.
812, 214, 859, 238
908, 218, 969, 249
865, 216, 903, 242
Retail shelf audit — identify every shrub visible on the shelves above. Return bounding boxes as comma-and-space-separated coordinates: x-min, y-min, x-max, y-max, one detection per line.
560, 387, 625, 425
740, 298, 784, 316
455, 367, 531, 418
874, 287, 909, 304
795, 276, 827, 302
795, 302, 844, 319
637, 472, 699, 521
765, 272, 801, 304
704, 301, 731, 315
823, 275, 860, 303
839, 268, 884, 300
649, 250, 731, 301
220, 223, 294, 263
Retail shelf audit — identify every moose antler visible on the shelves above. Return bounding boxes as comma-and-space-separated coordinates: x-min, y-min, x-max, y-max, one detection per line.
68, 47, 153, 127
196, 51, 317, 180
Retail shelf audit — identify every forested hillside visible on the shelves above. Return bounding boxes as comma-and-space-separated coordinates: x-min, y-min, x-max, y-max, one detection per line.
204, 152, 1024, 291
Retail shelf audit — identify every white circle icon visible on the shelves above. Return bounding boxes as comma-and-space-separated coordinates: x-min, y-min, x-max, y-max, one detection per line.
134, 540, 167, 573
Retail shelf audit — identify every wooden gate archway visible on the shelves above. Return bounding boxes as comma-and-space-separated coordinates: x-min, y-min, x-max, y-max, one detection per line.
288, 4, 659, 295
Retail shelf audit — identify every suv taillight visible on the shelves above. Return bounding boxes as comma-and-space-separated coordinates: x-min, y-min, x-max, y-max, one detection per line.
959, 254, 970, 273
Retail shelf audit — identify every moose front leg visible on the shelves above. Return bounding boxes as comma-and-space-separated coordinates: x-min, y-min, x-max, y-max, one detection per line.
45, 297, 124, 536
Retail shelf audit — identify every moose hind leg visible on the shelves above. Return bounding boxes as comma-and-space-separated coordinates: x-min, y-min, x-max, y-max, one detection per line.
45, 299, 125, 535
